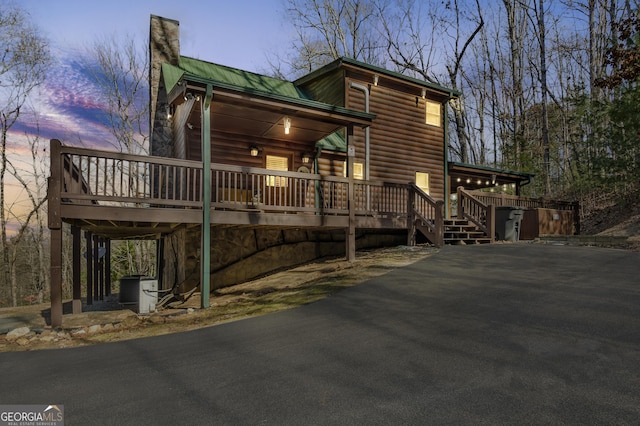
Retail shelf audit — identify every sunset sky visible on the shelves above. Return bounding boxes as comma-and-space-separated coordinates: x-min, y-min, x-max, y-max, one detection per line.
6, 0, 290, 226
16, 0, 291, 147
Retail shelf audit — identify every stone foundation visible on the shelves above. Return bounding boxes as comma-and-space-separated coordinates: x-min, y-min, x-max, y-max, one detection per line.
162, 227, 406, 293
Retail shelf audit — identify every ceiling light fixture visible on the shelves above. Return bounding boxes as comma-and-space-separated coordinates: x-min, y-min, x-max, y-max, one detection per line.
284, 117, 291, 135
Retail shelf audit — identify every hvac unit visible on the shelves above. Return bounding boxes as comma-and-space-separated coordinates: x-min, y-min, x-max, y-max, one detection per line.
119, 276, 158, 314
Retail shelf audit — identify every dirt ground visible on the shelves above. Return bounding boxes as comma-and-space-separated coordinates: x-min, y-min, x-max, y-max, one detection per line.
0, 245, 438, 352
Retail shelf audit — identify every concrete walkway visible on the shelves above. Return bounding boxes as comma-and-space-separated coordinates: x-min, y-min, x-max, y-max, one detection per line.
1, 244, 639, 425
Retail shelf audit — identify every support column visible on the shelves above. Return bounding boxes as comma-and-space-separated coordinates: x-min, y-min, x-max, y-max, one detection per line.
105, 239, 111, 296
48, 139, 63, 328
86, 231, 93, 305
345, 124, 356, 262
98, 238, 104, 301
93, 235, 99, 301
156, 237, 165, 289
72, 225, 82, 314
200, 84, 212, 308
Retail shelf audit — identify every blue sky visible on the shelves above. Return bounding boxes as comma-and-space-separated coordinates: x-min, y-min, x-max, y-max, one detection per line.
23, 0, 290, 72
5, 1, 290, 224
15, 0, 291, 147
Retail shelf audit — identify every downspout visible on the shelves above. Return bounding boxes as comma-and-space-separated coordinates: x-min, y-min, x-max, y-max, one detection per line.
349, 82, 370, 209
444, 93, 453, 219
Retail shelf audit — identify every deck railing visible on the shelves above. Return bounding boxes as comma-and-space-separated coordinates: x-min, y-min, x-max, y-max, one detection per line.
57, 143, 203, 208
468, 190, 580, 234
457, 187, 494, 240
407, 183, 444, 246
52, 140, 410, 220
469, 190, 578, 211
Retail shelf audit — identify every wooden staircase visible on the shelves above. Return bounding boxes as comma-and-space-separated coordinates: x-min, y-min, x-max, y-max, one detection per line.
443, 219, 492, 245
408, 184, 494, 247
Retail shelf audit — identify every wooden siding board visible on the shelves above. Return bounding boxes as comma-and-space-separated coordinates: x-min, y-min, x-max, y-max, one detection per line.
344, 75, 446, 201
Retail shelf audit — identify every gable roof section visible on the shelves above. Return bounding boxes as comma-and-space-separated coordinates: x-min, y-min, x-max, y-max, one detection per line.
294, 57, 459, 99
161, 56, 375, 126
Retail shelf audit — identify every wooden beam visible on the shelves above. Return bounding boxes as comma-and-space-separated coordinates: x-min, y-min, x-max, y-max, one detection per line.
201, 84, 212, 309
72, 225, 82, 314
86, 231, 93, 305
48, 139, 63, 328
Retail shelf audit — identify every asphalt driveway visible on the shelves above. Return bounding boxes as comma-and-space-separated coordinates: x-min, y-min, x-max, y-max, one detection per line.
1, 244, 639, 425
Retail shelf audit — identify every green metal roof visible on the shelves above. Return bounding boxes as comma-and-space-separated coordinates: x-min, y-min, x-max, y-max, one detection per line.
161, 56, 375, 153
162, 56, 375, 124
449, 161, 535, 178
179, 56, 306, 99
316, 132, 346, 152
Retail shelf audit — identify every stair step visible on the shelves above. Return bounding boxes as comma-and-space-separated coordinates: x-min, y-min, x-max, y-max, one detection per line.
444, 238, 492, 245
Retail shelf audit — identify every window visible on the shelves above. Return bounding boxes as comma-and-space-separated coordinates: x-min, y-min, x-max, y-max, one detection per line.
343, 161, 364, 179
425, 100, 441, 127
266, 154, 289, 187
416, 172, 430, 194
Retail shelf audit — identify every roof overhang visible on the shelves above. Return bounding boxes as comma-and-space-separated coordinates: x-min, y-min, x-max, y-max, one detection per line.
178, 73, 375, 144
448, 162, 534, 192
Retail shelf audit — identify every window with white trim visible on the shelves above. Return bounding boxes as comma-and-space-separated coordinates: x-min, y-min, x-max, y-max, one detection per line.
266, 154, 289, 187
416, 172, 430, 194
343, 161, 364, 179
425, 100, 441, 127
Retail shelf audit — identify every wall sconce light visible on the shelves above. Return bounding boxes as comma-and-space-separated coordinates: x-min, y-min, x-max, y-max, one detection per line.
373, 74, 379, 86
456, 177, 461, 183
466, 178, 471, 184
491, 174, 497, 185
302, 152, 311, 164
250, 146, 259, 157
477, 179, 482, 185
165, 105, 173, 119
421, 88, 426, 99
284, 117, 291, 135
485, 180, 490, 186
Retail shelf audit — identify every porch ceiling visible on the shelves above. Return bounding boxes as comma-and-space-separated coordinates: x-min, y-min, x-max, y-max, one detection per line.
448, 162, 534, 192
180, 79, 374, 144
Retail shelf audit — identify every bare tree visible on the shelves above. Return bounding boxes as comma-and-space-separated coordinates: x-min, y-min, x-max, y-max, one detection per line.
381, 0, 484, 163
281, 0, 387, 77
6, 127, 49, 304
84, 34, 149, 154
0, 4, 51, 305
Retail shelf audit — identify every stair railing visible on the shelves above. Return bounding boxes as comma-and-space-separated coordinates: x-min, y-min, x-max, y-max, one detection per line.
457, 186, 495, 242
407, 183, 444, 247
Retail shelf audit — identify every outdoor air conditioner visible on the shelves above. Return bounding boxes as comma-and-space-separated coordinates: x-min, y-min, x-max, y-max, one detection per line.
119, 276, 158, 314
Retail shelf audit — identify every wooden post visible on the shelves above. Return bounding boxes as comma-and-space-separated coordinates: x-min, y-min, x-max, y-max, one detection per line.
86, 231, 93, 305
456, 186, 464, 218
200, 84, 212, 308
105, 239, 111, 296
345, 124, 356, 262
93, 235, 100, 301
98, 238, 104, 301
435, 200, 445, 247
71, 225, 82, 314
407, 184, 416, 246
48, 139, 63, 328
487, 204, 496, 242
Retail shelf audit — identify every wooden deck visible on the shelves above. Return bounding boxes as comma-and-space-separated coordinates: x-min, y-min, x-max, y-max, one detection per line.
49, 140, 418, 237
47, 140, 579, 327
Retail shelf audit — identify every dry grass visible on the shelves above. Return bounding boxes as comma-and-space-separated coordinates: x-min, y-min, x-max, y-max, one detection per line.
0, 246, 437, 351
